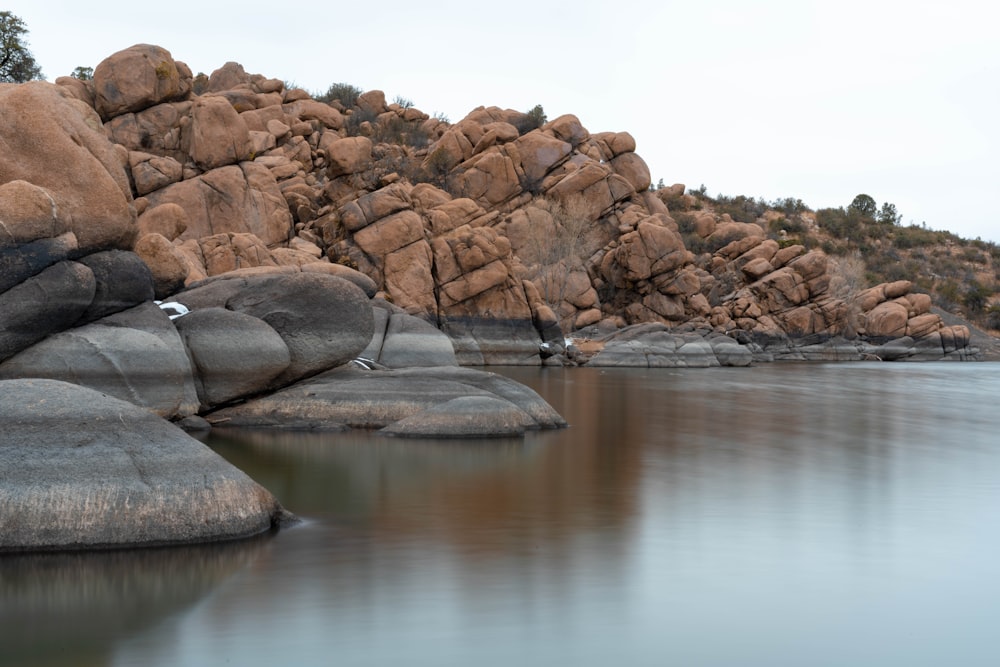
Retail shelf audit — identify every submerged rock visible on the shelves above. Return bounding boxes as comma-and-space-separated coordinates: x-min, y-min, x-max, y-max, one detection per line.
0, 379, 292, 553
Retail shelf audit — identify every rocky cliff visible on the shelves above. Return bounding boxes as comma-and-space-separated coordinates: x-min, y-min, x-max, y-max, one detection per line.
4, 43, 981, 365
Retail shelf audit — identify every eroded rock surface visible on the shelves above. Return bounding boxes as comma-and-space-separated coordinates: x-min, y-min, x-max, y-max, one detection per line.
207, 366, 566, 436
0, 379, 291, 552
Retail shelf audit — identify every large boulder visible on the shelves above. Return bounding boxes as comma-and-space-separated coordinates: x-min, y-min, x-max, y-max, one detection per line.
372, 310, 458, 368
187, 95, 253, 170
0, 261, 96, 363
0, 180, 66, 246
143, 163, 292, 247
173, 307, 291, 407
513, 132, 572, 186
132, 232, 189, 298
0, 302, 200, 419
583, 324, 752, 368
604, 220, 689, 285
0, 231, 79, 295
0, 82, 136, 254
175, 272, 374, 385
92, 44, 190, 120
326, 136, 373, 178
0, 378, 290, 552
75, 250, 156, 324
206, 366, 566, 436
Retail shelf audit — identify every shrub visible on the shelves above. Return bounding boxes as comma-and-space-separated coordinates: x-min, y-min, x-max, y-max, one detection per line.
371, 115, 430, 147
827, 252, 868, 298
406, 148, 453, 188
770, 197, 810, 216
893, 225, 940, 249
768, 215, 808, 236
816, 207, 865, 244
963, 281, 993, 314
936, 280, 962, 309
985, 305, 1000, 331
712, 194, 766, 223
192, 72, 209, 95
514, 104, 547, 134
344, 107, 378, 136
317, 82, 363, 107
961, 248, 987, 264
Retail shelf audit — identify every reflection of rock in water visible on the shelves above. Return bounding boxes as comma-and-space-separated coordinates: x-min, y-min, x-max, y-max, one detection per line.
208, 427, 535, 519
0, 534, 273, 667
205, 405, 641, 557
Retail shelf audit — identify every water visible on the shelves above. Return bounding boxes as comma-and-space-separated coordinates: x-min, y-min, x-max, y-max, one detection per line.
3, 362, 999, 666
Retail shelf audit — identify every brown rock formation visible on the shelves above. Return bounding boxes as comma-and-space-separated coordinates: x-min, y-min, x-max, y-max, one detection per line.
4, 42, 980, 367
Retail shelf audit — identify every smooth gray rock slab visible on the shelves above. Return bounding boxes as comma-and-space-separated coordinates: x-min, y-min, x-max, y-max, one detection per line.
380, 395, 537, 438
441, 316, 542, 366
0, 379, 290, 553
208, 366, 566, 436
0, 302, 200, 419
377, 312, 458, 368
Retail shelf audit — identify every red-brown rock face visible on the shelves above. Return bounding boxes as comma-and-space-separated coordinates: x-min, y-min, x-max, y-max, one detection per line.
3, 42, 972, 366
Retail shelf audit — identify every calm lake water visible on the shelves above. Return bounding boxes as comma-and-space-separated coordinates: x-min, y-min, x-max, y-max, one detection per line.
3, 362, 1000, 667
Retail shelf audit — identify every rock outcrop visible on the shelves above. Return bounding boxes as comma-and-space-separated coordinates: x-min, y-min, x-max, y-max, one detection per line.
0, 379, 291, 552
36, 42, 976, 365
207, 366, 566, 437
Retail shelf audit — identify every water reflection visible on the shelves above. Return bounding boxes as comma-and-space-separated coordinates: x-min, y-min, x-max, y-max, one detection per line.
4, 363, 1000, 666
0, 535, 273, 667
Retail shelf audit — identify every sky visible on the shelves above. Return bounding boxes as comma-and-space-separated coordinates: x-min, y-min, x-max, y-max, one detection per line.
8, 0, 999, 242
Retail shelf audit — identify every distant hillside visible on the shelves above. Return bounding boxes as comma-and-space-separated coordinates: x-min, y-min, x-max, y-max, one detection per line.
659, 187, 1000, 338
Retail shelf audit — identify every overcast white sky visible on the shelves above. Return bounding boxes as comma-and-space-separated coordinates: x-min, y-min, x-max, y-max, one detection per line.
9, 0, 999, 241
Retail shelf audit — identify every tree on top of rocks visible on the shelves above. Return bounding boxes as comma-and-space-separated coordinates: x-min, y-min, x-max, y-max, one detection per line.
515, 104, 547, 134
0, 12, 43, 82
70, 66, 93, 80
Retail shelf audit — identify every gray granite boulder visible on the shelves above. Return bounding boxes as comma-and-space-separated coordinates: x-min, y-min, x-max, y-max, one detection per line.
441, 316, 543, 366
0, 261, 96, 362
0, 302, 200, 419
174, 307, 291, 407
207, 366, 566, 436
583, 323, 755, 368
379, 312, 458, 367
75, 250, 155, 324
708, 334, 754, 367
176, 272, 374, 386
0, 378, 291, 552
362, 306, 458, 368
0, 232, 79, 294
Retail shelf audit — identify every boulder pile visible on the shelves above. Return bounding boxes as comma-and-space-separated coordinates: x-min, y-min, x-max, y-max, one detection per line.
34, 43, 972, 365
